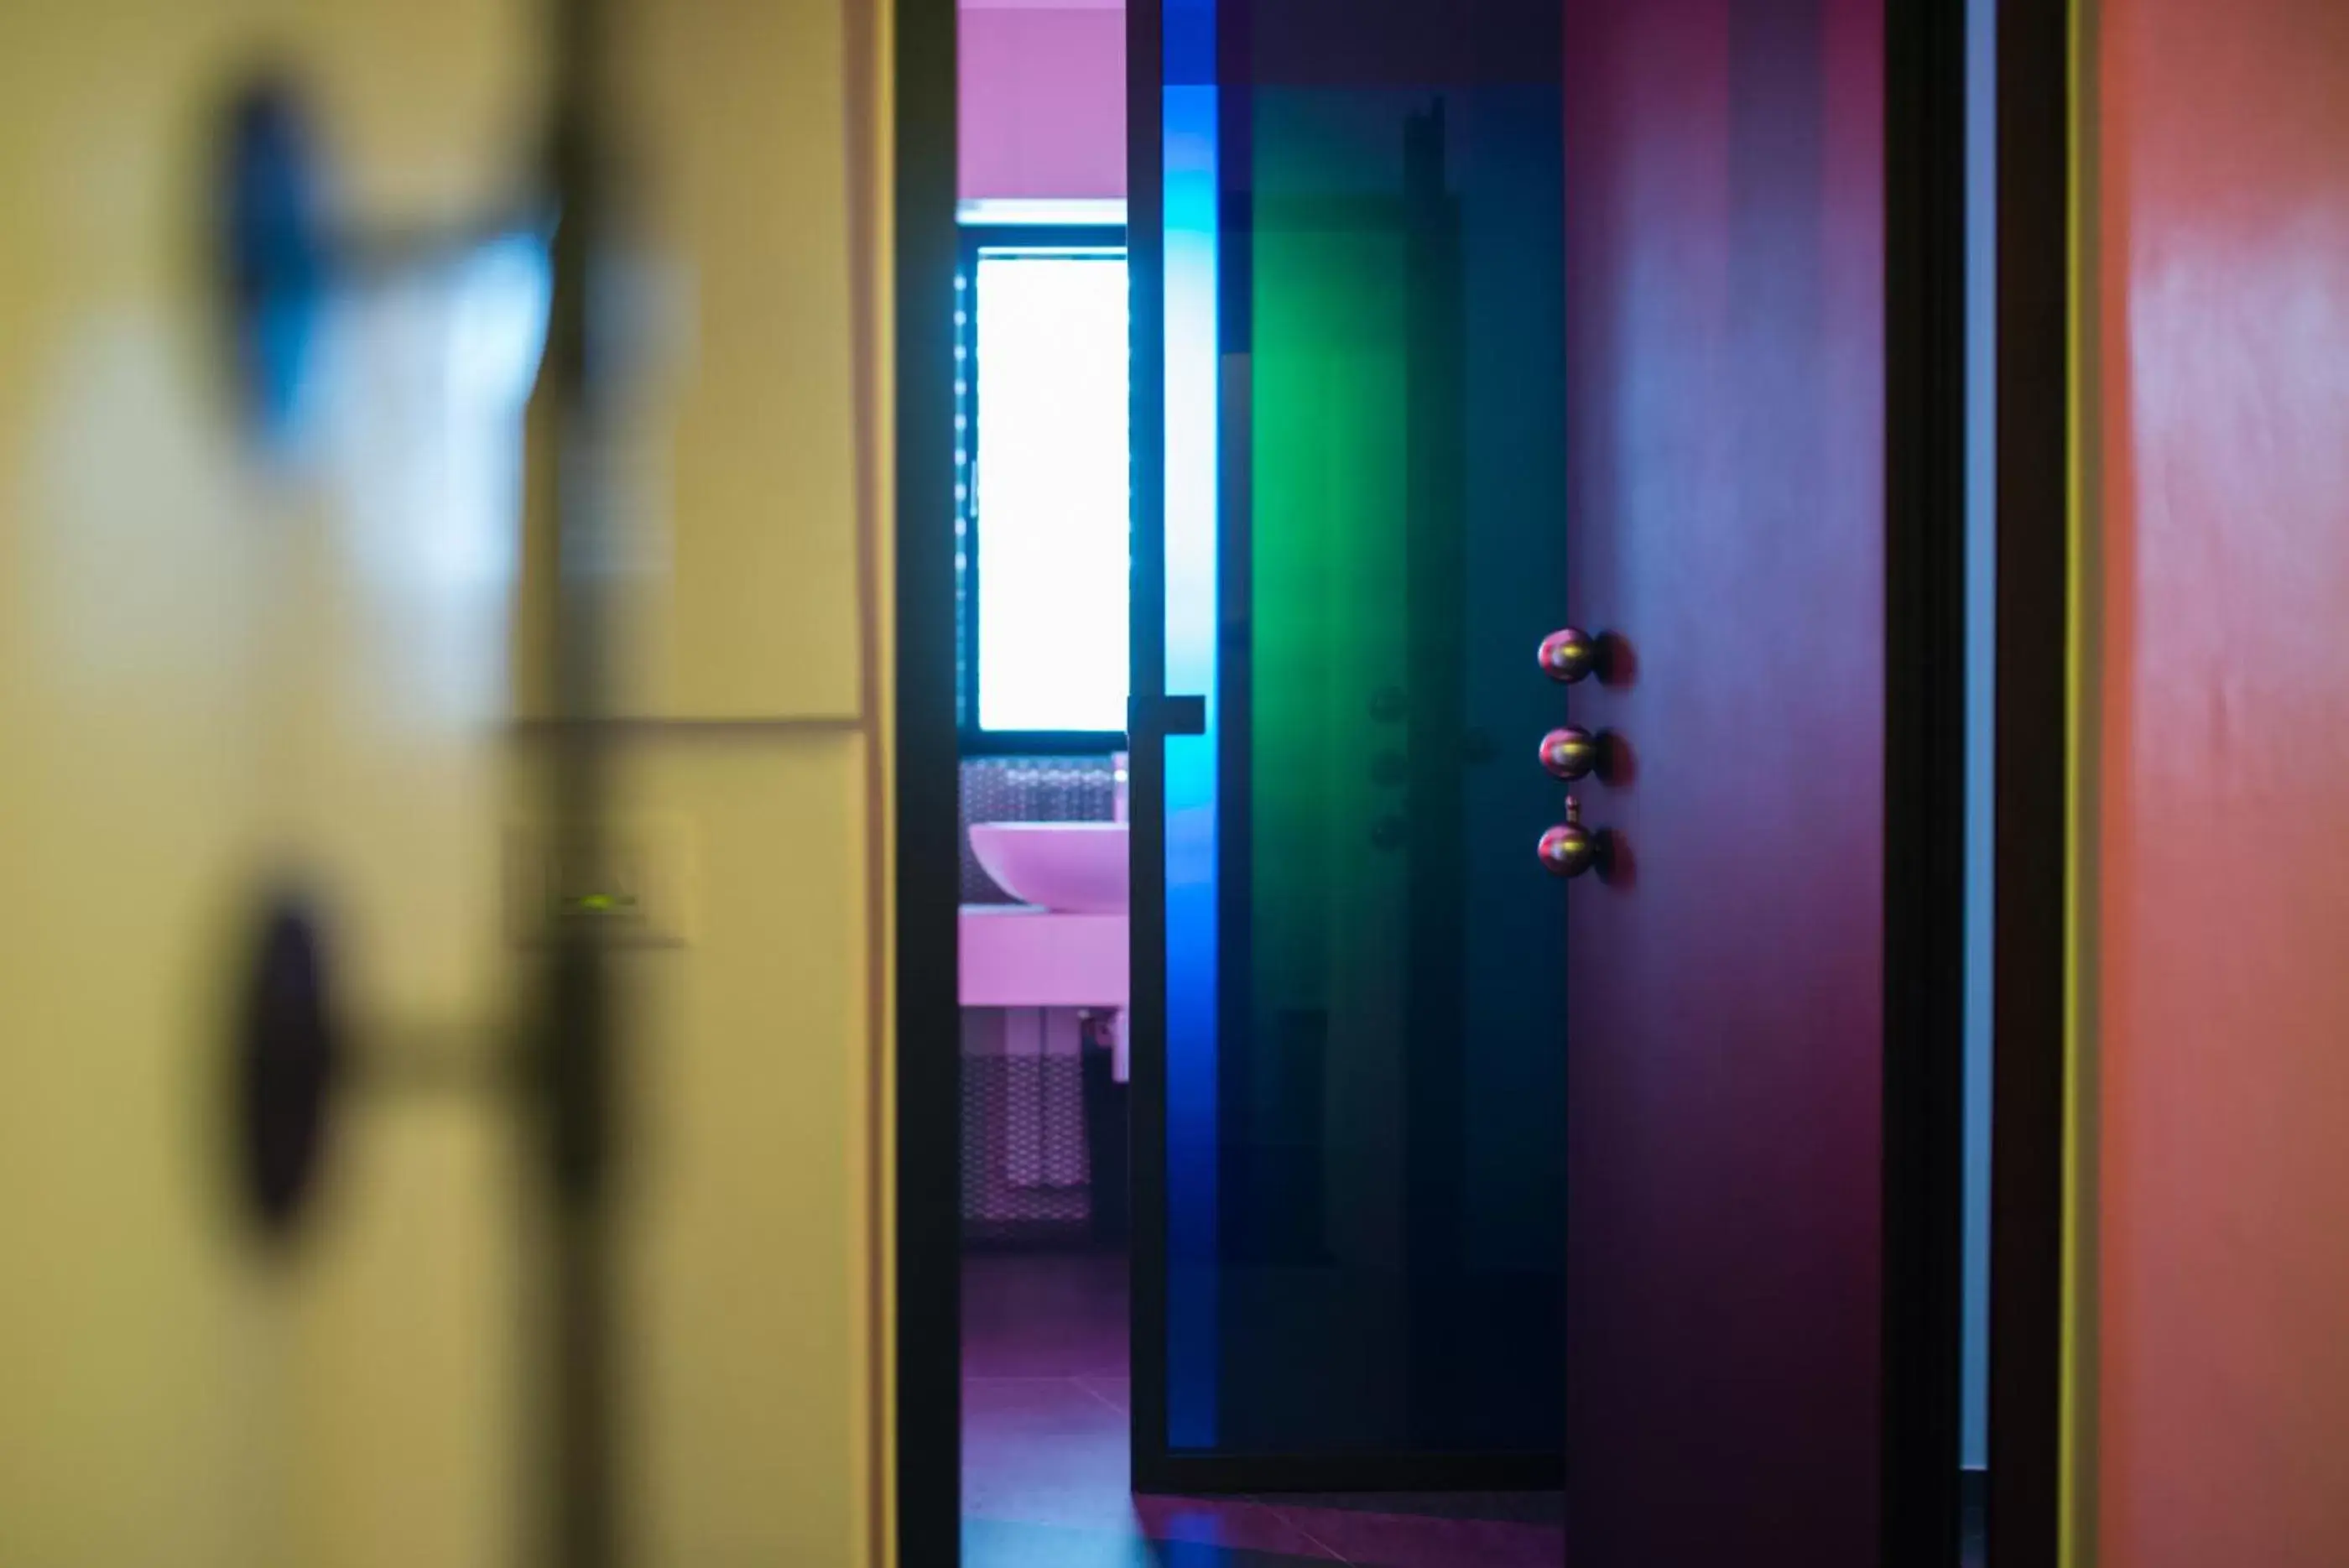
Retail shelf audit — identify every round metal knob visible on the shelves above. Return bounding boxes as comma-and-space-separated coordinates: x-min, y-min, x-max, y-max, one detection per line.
1539, 823, 1598, 878
1539, 799, 1602, 878
1538, 726, 1599, 781
1538, 627, 1599, 683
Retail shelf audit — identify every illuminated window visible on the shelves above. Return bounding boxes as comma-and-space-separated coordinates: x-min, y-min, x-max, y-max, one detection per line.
957, 229, 1130, 743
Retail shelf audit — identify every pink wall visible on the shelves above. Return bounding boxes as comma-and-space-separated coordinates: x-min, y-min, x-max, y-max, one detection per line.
2091, 2, 2349, 1564
960, 4, 1126, 200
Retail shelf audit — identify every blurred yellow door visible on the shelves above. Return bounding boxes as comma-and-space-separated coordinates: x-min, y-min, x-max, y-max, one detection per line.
0, 3, 546, 1565
0, 0, 896, 1560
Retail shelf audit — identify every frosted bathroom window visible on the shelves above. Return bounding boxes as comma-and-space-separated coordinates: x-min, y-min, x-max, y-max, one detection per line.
967, 247, 1130, 737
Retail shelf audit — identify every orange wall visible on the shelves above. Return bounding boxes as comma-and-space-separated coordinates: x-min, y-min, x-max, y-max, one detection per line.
2086, 1, 2349, 1563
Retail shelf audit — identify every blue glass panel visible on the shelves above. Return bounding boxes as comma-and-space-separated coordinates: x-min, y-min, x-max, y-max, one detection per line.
1162, 73, 1224, 1452
1151, 0, 1568, 1463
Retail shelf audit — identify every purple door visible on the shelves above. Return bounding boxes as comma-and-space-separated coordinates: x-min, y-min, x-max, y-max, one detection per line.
1558, 1, 1949, 1564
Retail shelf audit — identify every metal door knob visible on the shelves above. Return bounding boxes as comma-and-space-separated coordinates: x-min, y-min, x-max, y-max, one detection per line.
1538, 627, 1599, 683
1539, 726, 1599, 780
1539, 800, 1602, 878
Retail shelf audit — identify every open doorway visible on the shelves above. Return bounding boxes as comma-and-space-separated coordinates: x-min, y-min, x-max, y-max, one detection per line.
947, 7, 1148, 1561
941, 6, 1577, 1563
901, 2, 2066, 1566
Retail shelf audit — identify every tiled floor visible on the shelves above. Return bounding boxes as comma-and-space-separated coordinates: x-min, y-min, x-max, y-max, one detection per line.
962, 1252, 1990, 1567
961, 1252, 1568, 1567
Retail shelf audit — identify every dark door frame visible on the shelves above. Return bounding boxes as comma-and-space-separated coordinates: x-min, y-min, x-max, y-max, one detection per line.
891, 0, 2074, 1559
1983, 0, 2072, 1564
893, 0, 960, 1565
1883, 0, 1973, 1558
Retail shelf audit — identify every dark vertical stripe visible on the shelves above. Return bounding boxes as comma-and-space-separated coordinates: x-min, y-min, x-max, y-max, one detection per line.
1126, 0, 1174, 1492
1210, 0, 1254, 1417
1987, 0, 2072, 1559
539, 0, 620, 1559
1884, 0, 1971, 1560
895, 0, 961, 1560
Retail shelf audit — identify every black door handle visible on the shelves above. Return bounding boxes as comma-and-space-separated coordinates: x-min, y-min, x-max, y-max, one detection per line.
1128, 694, 1208, 737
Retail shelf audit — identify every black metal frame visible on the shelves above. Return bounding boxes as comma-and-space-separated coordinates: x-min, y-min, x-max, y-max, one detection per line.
1124, 0, 1174, 1498
1883, 0, 1971, 1562
1986, 0, 2072, 1562
1886, 6, 2079, 1563
961, 731, 1130, 758
1888, 3, 2076, 1563
894, 0, 961, 1562
954, 222, 1133, 759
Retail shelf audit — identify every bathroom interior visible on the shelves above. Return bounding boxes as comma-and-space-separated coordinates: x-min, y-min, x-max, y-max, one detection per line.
949, 0, 1143, 1558
951, 1, 1154, 1556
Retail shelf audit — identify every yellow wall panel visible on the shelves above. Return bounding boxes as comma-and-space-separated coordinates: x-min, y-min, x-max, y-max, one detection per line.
591, 0, 870, 723
601, 739, 879, 1567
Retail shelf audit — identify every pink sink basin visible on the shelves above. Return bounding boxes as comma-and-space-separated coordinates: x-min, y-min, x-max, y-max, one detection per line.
968, 822, 1128, 913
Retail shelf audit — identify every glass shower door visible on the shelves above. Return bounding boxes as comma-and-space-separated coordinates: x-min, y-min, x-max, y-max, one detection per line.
1131, 0, 1572, 1482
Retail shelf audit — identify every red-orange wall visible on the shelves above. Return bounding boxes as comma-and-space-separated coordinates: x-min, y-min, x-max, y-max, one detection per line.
2089, 2, 2349, 1563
